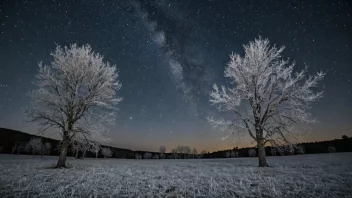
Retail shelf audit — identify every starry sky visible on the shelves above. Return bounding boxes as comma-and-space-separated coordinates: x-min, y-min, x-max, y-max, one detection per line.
0, 0, 351, 152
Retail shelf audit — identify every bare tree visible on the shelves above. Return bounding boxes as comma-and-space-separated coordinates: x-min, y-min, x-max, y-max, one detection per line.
296, 144, 305, 154
159, 145, 166, 159
171, 148, 178, 159
41, 142, 52, 156
208, 37, 325, 167
248, 148, 256, 157
26, 44, 122, 168
135, 153, 142, 159
199, 150, 207, 158
80, 140, 91, 159
191, 148, 198, 158
25, 138, 42, 155
90, 141, 101, 158
143, 152, 152, 159
70, 139, 82, 159
101, 147, 112, 158
12, 142, 25, 155
183, 146, 191, 159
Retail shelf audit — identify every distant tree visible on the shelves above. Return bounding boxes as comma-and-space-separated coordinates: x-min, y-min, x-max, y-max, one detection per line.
183, 146, 191, 158
143, 152, 152, 159
175, 146, 184, 158
208, 37, 325, 167
328, 145, 336, 153
80, 140, 92, 159
154, 154, 159, 159
26, 44, 122, 168
225, 151, 230, 158
342, 135, 349, 140
12, 142, 25, 155
230, 150, 236, 158
172, 148, 178, 159
25, 138, 42, 155
248, 148, 256, 157
90, 142, 101, 158
191, 148, 198, 158
296, 144, 305, 154
135, 153, 142, 159
101, 147, 113, 158
70, 139, 82, 159
0, 145, 3, 153
159, 145, 166, 159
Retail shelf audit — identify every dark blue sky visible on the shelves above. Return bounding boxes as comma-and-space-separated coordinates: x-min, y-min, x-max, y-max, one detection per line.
0, 0, 351, 152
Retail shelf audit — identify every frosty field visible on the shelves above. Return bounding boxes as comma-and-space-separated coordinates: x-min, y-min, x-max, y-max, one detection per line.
0, 153, 351, 198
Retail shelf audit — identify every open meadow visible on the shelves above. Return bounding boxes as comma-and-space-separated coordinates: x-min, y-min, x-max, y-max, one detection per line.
0, 153, 351, 198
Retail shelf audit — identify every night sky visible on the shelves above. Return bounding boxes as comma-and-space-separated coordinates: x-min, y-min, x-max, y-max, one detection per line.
0, 0, 351, 152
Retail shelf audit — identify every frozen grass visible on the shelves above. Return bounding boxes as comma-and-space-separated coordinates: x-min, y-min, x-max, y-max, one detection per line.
0, 153, 352, 198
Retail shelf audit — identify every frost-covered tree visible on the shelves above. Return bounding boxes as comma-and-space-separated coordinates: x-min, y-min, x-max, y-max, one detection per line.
143, 152, 152, 159
248, 148, 256, 157
328, 145, 336, 153
101, 147, 113, 158
25, 138, 42, 155
27, 44, 122, 168
208, 37, 325, 167
79, 139, 92, 159
296, 144, 305, 154
90, 141, 101, 158
70, 139, 83, 159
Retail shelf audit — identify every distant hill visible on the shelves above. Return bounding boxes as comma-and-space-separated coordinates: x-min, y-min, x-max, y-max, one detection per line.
0, 127, 135, 158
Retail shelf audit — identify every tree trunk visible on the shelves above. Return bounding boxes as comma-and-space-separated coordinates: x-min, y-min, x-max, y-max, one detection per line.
82, 150, 87, 159
75, 151, 79, 159
257, 139, 269, 167
56, 140, 69, 168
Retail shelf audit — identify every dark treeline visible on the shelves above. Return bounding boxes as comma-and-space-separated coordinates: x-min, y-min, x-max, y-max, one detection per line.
1, 127, 351, 159
203, 135, 352, 158
0, 128, 135, 158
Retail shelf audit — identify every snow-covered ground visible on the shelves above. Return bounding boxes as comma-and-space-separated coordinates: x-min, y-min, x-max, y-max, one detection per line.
0, 153, 351, 197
